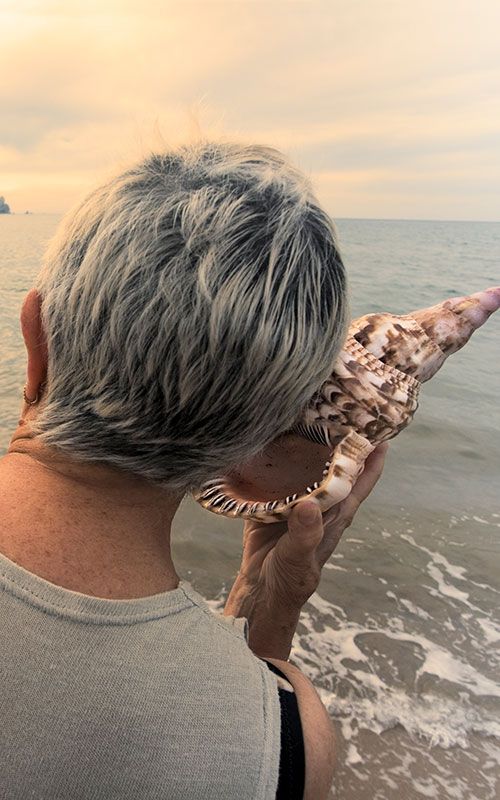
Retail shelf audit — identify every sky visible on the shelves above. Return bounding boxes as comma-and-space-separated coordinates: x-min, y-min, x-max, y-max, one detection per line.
1, 0, 499, 220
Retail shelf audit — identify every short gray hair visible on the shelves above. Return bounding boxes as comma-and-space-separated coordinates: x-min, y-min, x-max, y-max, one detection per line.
31, 139, 349, 493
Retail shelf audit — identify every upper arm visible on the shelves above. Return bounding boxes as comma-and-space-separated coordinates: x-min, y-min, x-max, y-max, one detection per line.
265, 657, 336, 800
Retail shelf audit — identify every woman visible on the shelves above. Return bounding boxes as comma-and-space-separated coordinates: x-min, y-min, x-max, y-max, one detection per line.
0, 140, 387, 799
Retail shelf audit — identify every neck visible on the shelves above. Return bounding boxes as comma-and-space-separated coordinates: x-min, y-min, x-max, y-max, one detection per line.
0, 421, 184, 599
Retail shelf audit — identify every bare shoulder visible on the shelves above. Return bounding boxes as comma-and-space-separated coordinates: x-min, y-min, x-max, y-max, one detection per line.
266, 657, 336, 800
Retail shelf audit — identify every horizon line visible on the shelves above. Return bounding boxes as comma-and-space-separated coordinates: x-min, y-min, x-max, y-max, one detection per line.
3, 212, 500, 224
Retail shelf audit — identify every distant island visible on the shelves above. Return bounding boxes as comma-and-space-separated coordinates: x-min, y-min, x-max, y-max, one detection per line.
0, 196, 11, 214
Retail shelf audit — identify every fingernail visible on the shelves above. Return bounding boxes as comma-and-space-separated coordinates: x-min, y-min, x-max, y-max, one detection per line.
297, 502, 319, 524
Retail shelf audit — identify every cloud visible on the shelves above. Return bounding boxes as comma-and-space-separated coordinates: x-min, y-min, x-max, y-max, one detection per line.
1, 0, 499, 218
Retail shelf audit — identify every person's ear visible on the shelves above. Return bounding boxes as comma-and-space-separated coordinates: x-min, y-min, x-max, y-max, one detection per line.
20, 288, 48, 397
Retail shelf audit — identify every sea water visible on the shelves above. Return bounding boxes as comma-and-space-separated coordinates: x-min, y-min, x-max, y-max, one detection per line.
1, 214, 499, 798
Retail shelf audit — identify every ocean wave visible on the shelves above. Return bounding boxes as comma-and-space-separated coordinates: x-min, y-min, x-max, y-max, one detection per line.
290, 589, 500, 750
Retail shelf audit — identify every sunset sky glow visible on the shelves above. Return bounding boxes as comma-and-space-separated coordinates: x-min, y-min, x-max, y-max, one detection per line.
1, 0, 499, 220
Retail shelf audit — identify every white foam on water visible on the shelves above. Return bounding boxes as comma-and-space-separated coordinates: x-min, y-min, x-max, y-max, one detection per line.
399, 598, 431, 620
205, 596, 225, 614
477, 617, 500, 644
386, 591, 432, 620
400, 533, 468, 581
482, 739, 500, 766
462, 513, 500, 529
385, 744, 493, 800
426, 564, 470, 602
346, 743, 362, 765
399, 531, 500, 625
412, 779, 438, 797
412, 635, 500, 698
289, 590, 500, 754
324, 562, 348, 572
468, 578, 500, 596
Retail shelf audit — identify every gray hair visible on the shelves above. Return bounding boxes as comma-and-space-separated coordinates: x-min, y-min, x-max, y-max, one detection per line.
31, 139, 349, 493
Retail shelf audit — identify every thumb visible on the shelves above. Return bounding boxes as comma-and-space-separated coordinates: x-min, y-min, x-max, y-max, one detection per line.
284, 500, 324, 559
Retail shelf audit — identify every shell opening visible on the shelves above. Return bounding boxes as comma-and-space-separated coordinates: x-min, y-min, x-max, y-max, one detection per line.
195, 431, 336, 517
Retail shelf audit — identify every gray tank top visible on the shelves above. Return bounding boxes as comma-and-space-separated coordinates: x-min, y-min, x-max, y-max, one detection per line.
0, 551, 281, 799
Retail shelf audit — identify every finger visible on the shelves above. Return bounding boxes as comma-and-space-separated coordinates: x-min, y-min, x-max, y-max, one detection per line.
318, 444, 388, 529
284, 499, 324, 559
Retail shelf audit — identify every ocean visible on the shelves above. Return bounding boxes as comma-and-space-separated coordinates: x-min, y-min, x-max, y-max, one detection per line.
1, 214, 499, 799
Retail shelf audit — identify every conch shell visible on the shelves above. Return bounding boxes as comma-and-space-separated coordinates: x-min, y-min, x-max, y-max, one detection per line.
193, 287, 500, 522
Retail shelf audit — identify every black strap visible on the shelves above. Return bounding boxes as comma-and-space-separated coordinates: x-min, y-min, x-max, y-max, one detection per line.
263, 660, 306, 800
